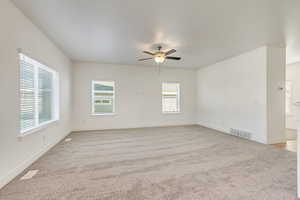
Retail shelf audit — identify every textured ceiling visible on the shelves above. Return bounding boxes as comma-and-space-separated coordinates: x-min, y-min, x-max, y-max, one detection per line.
11, 0, 300, 68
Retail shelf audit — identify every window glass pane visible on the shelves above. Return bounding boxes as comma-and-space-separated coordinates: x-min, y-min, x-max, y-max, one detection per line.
20, 60, 35, 131
94, 81, 114, 91
38, 68, 53, 124
93, 81, 114, 114
163, 83, 178, 93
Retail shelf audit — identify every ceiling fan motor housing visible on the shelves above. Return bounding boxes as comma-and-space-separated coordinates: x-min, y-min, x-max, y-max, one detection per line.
138, 46, 181, 63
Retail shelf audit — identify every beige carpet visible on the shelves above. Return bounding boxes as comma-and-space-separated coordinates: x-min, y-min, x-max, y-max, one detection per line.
0, 125, 297, 200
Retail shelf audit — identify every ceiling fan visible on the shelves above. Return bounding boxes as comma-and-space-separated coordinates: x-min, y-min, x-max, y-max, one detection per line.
138, 46, 181, 64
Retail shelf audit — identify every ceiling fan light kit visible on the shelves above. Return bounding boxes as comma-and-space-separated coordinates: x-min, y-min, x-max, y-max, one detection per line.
154, 53, 166, 63
139, 46, 181, 64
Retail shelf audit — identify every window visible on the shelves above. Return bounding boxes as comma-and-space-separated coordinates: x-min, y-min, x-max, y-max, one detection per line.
19, 53, 59, 135
286, 81, 292, 115
162, 83, 180, 113
92, 81, 115, 115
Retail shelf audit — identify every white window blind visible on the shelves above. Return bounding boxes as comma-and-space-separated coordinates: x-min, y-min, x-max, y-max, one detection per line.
162, 83, 180, 113
20, 57, 35, 131
19, 53, 59, 134
92, 81, 115, 114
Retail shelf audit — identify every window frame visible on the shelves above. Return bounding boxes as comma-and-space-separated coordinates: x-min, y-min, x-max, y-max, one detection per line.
91, 80, 116, 116
19, 53, 59, 136
162, 82, 181, 114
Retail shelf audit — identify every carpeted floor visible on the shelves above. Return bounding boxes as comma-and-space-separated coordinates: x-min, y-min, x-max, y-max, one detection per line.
0, 125, 298, 200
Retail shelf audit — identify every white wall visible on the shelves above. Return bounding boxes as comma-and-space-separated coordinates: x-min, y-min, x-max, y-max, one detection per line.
266, 47, 286, 144
72, 62, 197, 131
196, 46, 286, 144
0, 0, 72, 188
286, 62, 300, 130
295, 103, 300, 198
197, 47, 268, 144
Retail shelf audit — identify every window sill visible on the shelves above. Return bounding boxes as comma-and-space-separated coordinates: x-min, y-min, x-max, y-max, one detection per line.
19, 119, 59, 138
286, 114, 295, 117
163, 112, 181, 115
92, 113, 116, 116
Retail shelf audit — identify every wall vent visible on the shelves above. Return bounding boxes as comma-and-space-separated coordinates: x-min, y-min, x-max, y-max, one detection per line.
65, 138, 72, 142
229, 128, 252, 140
20, 170, 39, 180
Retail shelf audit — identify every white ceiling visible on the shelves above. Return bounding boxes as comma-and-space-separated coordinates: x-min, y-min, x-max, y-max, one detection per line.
11, 0, 300, 68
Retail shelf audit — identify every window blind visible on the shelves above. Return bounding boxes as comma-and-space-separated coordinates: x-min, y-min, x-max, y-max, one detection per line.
20, 58, 36, 130
19, 53, 58, 134
162, 83, 180, 113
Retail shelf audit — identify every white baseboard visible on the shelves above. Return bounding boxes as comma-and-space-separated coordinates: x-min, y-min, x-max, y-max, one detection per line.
0, 131, 70, 189
267, 137, 287, 145
197, 121, 230, 134
72, 123, 198, 133
197, 121, 268, 144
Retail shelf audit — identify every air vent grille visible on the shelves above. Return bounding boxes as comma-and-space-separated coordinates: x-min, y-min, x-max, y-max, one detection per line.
230, 128, 252, 140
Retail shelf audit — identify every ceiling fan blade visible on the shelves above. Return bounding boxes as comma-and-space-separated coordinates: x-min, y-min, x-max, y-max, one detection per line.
166, 56, 181, 60
138, 58, 153, 61
143, 51, 155, 56
165, 49, 176, 55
